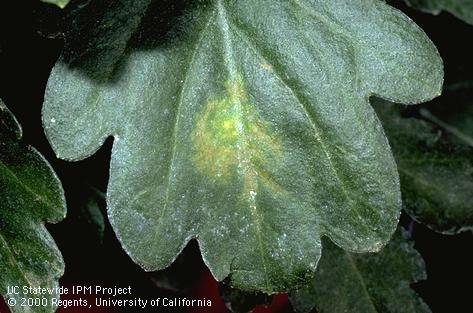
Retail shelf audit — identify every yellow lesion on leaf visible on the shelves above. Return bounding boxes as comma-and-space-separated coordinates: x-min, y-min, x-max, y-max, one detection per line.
260, 63, 272, 70
192, 76, 282, 194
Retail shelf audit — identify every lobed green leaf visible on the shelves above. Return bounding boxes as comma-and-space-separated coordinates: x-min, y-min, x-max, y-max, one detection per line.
290, 228, 430, 313
42, 0, 443, 293
421, 82, 473, 147
374, 99, 473, 234
0, 100, 66, 313
404, 0, 473, 25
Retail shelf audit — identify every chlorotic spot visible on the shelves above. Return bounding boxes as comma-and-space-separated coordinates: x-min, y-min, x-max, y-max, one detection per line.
260, 63, 272, 70
192, 76, 282, 195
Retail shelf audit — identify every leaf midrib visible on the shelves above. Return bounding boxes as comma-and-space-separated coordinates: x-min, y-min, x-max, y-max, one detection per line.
345, 252, 378, 313
217, 0, 271, 291
0, 231, 35, 289
0, 158, 59, 290
0, 160, 56, 211
150, 2, 273, 290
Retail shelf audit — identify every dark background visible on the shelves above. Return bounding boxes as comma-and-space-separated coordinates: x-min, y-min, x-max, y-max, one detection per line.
0, 1, 472, 312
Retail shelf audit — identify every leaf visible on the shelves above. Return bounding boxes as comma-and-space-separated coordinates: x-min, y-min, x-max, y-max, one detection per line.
290, 228, 430, 313
40, 0, 70, 9
42, 0, 443, 293
404, 0, 473, 25
420, 81, 473, 147
76, 187, 105, 244
373, 99, 473, 234
219, 284, 272, 313
0, 100, 66, 313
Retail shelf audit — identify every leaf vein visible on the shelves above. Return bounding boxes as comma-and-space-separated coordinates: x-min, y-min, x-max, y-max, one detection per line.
155, 8, 217, 238
218, 0, 271, 292
0, 160, 56, 210
228, 19, 370, 232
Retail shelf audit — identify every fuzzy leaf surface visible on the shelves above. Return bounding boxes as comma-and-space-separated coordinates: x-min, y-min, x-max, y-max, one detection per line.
290, 228, 430, 313
404, 0, 473, 25
42, 0, 443, 293
0, 101, 66, 313
374, 99, 473, 234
